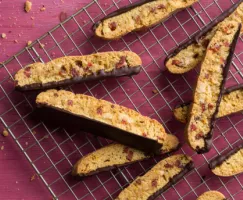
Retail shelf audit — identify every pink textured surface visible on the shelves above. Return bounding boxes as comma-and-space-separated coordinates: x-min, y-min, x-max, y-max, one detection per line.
0, 0, 243, 200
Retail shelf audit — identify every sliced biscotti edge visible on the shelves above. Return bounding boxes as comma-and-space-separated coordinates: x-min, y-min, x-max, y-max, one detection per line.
165, 2, 243, 74
94, 0, 198, 40
116, 154, 193, 200
185, 21, 241, 154
14, 51, 142, 91
173, 84, 243, 123
72, 134, 180, 177
209, 144, 243, 177
197, 191, 226, 200
36, 89, 167, 152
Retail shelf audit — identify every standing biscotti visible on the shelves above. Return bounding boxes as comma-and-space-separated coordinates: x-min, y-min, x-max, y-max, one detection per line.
165, 2, 243, 74
209, 143, 243, 177
72, 134, 179, 177
14, 51, 142, 91
197, 191, 226, 200
36, 89, 167, 153
116, 154, 193, 200
93, 0, 198, 40
173, 85, 243, 123
185, 21, 241, 153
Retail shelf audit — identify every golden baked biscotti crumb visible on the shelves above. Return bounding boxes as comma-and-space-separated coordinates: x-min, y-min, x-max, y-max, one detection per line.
185, 21, 241, 153
209, 144, 243, 177
173, 85, 243, 123
36, 89, 167, 148
166, 2, 243, 74
94, 0, 198, 40
14, 51, 142, 91
72, 134, 179, 177
116, 154, 193, 200
197, 191, 226, 200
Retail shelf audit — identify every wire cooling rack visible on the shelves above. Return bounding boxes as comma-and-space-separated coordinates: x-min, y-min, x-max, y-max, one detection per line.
0, 0, 243, 199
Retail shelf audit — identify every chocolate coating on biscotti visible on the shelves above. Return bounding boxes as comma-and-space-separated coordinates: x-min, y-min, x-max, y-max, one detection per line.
209, 143, 243, 170
37, 106, 162, 154
15, 66, 141, 91
165, 1, 241, 68
147, 161, 194, 200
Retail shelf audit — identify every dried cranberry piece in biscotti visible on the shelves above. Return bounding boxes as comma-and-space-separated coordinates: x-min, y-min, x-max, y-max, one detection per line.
109, 22, 117, 31
24, 67, 31, 78
116, 56, 127, 68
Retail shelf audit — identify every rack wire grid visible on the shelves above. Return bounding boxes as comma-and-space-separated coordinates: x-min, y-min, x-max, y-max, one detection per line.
0, 0, 243, 199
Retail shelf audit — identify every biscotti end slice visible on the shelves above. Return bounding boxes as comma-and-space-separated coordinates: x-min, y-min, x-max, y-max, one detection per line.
36, 89, 167, 153
116, 154, 193, 200
72, 134, 180, 177
197, 191, 226, 200
94, 0, 198, 40
209, 144, 243, 177
174, 85, 243, 123
14, 51, 142, 91
185, 21, 241, 154
165, 2, 243, 74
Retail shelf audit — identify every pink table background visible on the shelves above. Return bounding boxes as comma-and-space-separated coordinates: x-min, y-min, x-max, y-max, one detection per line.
0, 1, 89, 199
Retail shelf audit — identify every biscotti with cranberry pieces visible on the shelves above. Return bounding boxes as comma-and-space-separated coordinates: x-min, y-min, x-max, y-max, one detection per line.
116, 154, 193, 200
174, 85, 243, 123
72, 134, 179, 177
36, 89, 167, 153
185, 21, 241, 154
209, 143, 243, 177
94, 0, 198, 40
165, 2, 243, 74
14, 51, 142, 91
197, 191, 226, 200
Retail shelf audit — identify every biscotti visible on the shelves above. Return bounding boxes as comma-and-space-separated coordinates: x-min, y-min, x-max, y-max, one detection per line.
174, 85, 243, 123
165, 2, 243, 74
93, 0, 198, 40
209, 143, 243, 177
14, 51, 142, 91
185, 21, 241, 154
72, 134, 179, 177
36, 89, 167, 153
197, 191, 226, 200
116, 154, 193, 200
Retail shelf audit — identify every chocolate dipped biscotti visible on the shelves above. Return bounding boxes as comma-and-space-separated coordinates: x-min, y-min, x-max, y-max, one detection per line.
165, 1, 243, 74
93, 0, 198, 40
72, 134, 179, 177
116, 154, 193, 200
185, 21, 241, 153
36, 89, 167, 153
14, 51, 141, 91
174, 85, 243, 123
209, 143, 243, 177
197, 191, 226, 200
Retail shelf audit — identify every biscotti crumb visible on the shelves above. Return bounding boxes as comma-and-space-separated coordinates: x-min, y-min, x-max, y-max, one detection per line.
1, 33, 6, 39
40, 5, 46, 12
1, 146, 4, 150
31, 16, 35, 20
27, 41, 32, 46
59, 11, 68, 22
25, 1, 32, 13
30, 174, 36, 181
152, 89, 158, 94
14, 40, 18, 43
39, 43, 45, 49
2, 129, 9, 137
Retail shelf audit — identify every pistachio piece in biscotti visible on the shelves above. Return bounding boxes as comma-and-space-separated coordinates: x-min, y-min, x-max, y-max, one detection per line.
36, 89, 167, 154
14, 51, 142, 91
72, 134, 180, 177
93, 0, 198, 40
185, 21, 241, 154
197, 191, 226, 200
116, 154, 193, 200
174, 85, 243, 124
165, 1, 243, 74
209, 143, 243, 177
